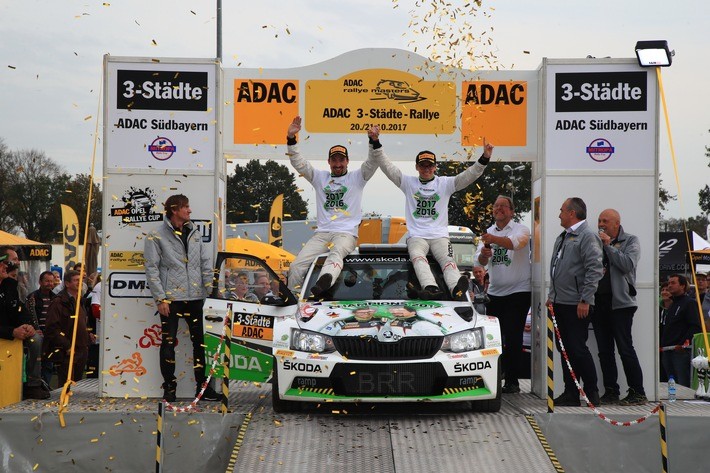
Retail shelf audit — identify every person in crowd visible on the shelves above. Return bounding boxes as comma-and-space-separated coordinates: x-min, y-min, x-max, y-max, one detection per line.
471, 266, 487, 294
27, 270, 57, 386
85, 273, 101, 378
660, 274, 701, 387
17, 270, 29, 303
144, 194, 219, 402
592, 209, 647, 405
476, 195, 531, 394
285, 115, 379, 297
370, 125, 493, 300
225, 274, 258, 302
253, 273, 273, 300
547, 197, 604, 406
43, 270, 96, 387
51, 271, 62, 290
694, 270, 710, 327
0, 246, 49, 399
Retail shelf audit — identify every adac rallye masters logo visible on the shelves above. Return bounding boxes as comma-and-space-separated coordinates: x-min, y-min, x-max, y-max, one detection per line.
110, 187, 164, 226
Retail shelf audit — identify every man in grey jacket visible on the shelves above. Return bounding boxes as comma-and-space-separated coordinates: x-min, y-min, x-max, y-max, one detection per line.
548, 197, 603, 406
592, 209, 647, 406
144, 194, 219, 402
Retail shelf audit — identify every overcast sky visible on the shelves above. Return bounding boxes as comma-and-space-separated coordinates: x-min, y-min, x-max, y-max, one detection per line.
1, 0, 707, 221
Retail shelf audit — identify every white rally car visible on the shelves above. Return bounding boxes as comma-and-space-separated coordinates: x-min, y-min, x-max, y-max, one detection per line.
202, 244, 502, 413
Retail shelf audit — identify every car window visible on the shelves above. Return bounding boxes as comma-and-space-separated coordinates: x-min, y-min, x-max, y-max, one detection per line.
304, 255, 453, 301
209, 254, 291, 305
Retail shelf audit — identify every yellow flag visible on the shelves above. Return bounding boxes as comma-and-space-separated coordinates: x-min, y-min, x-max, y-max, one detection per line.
61, 204, 80, 272
269, 194, 284, 248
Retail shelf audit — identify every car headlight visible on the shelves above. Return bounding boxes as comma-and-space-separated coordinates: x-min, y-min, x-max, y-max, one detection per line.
441, 328, 484, 353
290, 329, 335, 353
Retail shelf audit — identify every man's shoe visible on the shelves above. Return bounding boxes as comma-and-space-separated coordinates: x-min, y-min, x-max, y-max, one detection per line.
420, 285, 443, 300
600, 390, 620, 405
585, 390, 600, 406
23, 385, 50, 400
451, 276, 470, 301
553, 391, 581, 406
502, 384, 521, 394
162, 383, 177, 402
199, 386, 221, 402
310, 274, 333, 297
619, 389, 648, 406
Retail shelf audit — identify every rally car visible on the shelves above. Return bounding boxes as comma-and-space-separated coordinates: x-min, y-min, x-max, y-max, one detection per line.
202, 244, 502, 413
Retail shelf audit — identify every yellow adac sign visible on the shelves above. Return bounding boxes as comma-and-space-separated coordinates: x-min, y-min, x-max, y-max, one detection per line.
461, 81, 528, 147
306, 69, 456, 134
233, 79, 300, 145
108, 251, 145, 270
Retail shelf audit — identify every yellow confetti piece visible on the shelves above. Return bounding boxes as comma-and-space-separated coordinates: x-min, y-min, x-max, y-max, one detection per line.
83, 115, 92, 121
274, 420, 282, 426
90, 439, 99, 443
33, 465, 39, 471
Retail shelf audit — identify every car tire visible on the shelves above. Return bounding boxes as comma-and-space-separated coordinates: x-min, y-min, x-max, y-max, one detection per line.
271, 357, 300, 413
471, 362, 502, 413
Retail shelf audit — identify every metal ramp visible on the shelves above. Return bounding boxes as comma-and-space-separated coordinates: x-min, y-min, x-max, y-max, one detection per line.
229, 380, 560, 473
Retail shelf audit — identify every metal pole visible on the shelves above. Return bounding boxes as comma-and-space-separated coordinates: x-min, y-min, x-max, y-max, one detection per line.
216, 0, 222, 61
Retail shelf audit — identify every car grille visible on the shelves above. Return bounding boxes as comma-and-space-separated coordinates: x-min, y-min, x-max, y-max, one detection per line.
332, 336, 443, 360
331, 362, 448, 396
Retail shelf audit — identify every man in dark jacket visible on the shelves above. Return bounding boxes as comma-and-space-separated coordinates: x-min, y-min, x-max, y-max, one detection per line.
660, 274, 701, 387
27, 270, 56, 385
1, 247, 49, 399
547, 198, 604, 406
592, 209, 647, 405
43, 270, 94, 387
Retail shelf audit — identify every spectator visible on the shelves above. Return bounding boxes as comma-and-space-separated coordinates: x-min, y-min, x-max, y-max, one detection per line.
471, 266, 487, 294
476, 195, 532, 394
43, 270, 95, 387
285, 116, 379, 297
695, 271, 710, 327
253, 273, 272, 300
225, 275, 258, 302
547, 197, 603, 406
86, 273, 101, 378
371, 125, 492, 300
51, 271, 61, 290
660, 274, 701, 387
0, 246, 50, 399
144, 194, 219, 402
27, 270, 57, 386
592, 209, 647, 405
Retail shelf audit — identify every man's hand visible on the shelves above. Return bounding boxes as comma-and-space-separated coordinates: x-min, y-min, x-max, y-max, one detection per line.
12, 326, 28, 340
368, 125, 380, 141
287, 116, 302, 138
157, 301, 171, 317
598, 230, 611, 246
481, 232, 496, 246
479, 246, 493, 260
577, 302, 590, 318
482, 137, 494, 159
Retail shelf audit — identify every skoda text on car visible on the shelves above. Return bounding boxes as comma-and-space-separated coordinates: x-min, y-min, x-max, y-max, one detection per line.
202, 244, 502, 413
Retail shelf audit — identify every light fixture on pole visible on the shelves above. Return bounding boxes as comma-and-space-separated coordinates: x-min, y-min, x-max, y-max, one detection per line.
635, 40, 673, 67
503, 164, 526, 201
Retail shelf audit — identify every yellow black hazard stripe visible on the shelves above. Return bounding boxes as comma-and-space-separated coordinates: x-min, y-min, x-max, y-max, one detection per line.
225, 412, 252, 473
525, 415, 565, 473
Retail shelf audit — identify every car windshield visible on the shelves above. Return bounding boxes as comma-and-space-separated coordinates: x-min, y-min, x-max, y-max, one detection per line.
303, 253, 455, 301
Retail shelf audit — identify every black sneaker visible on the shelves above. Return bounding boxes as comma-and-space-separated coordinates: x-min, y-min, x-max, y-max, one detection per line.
619, 389, 648, 406
162, 383, 177, 402
420, 285, 443, 300
23, 385, 50, 400
502, 384, 521, 394
199, 386, 221, 402
600, 390, 620, 405
310, 274, 333, 297
553, 391, 580, 406
451, 276, 470, 301
585, 390, 600, 406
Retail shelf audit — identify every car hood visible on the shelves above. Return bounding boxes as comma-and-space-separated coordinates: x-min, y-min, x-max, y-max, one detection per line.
295, 300, 474, 338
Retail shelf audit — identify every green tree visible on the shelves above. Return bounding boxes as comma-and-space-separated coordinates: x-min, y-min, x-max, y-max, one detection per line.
660, 215, 708, 235
61, 173, 103, 243
437, 161, 532, 236
0, 138, 12, 230
659, 177, 676, 213
226, 159, 308, 224
3, 149, 70, 243
699, 185, 710, 216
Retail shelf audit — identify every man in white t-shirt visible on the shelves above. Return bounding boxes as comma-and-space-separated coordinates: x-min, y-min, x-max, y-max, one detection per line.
286, 116, 379, 297
476, 195, 531, 393
370, 126, 493, 300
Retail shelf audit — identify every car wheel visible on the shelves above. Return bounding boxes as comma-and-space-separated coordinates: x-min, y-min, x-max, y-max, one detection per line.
471, 362, 502, 413
271, 357, 300, 413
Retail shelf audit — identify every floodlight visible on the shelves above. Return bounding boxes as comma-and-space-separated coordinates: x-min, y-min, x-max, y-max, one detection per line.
635, 40, 673, 67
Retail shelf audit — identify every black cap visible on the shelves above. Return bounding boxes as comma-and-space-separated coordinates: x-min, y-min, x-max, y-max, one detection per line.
415, 150, 436, 165
328, 145, 349, 159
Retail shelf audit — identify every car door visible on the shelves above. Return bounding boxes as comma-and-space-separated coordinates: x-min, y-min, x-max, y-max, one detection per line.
202, 252, 297, 382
